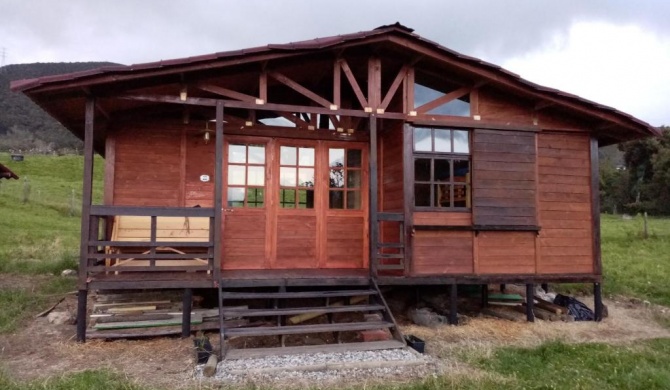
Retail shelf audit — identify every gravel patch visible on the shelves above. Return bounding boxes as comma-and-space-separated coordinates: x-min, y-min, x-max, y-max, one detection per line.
195, 347, 436, 387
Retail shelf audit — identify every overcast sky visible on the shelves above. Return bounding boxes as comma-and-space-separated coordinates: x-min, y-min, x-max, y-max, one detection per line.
1, 0, 669, 126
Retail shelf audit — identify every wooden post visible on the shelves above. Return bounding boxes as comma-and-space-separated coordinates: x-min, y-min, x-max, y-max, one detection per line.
76, 290, 87, 342
594, 282, 603, 322
590, 138, 602, 275
215, 101, 225, 358
182, 288, 193, 337
480, 284, 488, 309
449, 284, 458, 325
541, 283, 549, 293
369, 114, 378, 278
526, 284, 535, 322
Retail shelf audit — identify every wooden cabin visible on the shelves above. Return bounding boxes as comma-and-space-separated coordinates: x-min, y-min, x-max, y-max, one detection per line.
12, 24, 659, 352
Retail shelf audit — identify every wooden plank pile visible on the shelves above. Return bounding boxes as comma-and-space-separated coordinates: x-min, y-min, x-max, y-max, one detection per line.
484, 291, 573, 322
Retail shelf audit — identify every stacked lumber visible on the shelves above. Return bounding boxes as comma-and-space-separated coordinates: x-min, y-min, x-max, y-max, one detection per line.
482, 290, 574, 322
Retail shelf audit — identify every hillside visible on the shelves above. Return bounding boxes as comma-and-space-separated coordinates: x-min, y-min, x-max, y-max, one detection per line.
0, 62, 119, 153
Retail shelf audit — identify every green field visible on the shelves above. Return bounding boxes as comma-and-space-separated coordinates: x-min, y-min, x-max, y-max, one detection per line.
0, 153, 668, 389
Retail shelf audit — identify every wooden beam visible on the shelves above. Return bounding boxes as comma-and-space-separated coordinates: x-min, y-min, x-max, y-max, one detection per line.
214, 100, 224, 283
333, 61, 341, 108
534, 100, 555, 111
369, 114, 378, 278
415, 86, 471, 114
590, 137, 601, 275
525, 284, 535, 322
197, 84, 257, 103
259, 71, 268, 103
276, 112, 309, 128
339, 59, 368, 108
368, 58, 382, 109
380, 65, 409, 110
268, 71, 333, 109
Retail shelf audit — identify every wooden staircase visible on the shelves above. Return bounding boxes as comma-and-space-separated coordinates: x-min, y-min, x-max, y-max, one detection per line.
217, 279, 405, 359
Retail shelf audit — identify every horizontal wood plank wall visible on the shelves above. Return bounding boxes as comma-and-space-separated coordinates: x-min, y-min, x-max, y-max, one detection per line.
222, 212, 266, 270
412, 230, 473, 274
537, 133, 593, 274
184, 136, 215, 207
112, 125, 182, 206
477, 231, 536, 274
478, 87, 534, 125
325, 215, 365, 268
472, 129, 537, 226
413, 212, 472, 226
275, 214, 318, 269
380, 123, 404, 212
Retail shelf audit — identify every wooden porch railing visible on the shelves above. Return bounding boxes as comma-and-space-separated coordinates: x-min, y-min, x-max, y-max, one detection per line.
374, 212, 406, 274
83, 205, 217, 277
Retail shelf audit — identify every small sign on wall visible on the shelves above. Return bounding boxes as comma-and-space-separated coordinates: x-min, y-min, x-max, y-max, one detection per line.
200, 174, 210, 182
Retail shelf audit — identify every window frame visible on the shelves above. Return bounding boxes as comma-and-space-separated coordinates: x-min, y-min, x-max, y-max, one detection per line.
225, 142, 267, 209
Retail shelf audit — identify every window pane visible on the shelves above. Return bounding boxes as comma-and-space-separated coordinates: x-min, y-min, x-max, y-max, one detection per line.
248, 145, 265, 164
298, 168, 314, 187
346, 149, 362, 167
247, 188, 264, 207
329, 148, 344, 167
347, 170, 361, 188
414, 184, 431, 207
414, 159, 431, 182
434, 159, 451, 182
414, 128, 432, 152
228, 144, 246, 163
436, 184, 451, 207
329, 190, 344, 209
453, 159, 470, 183
279, 189, 295, 208
227, 187, 245, 207
280, 146, 297, 165
298, 189, 315, 209
434, 129, 452, 152
298, 147, 315, 166
247, 166, 265, 186
428, 97, 470, 117
346, 190, 361, 210
454, 130, 469, 153
454, 185, 468, 207
280, 167, 297, 187
330, 169, 344, 188
228, 165, 246, 185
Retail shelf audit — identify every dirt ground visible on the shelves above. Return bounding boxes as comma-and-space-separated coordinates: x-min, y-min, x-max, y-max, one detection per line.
0, 285, 669, 389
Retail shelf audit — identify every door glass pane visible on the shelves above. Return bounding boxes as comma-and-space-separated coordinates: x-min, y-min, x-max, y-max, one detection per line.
280, 146, 297, 165
434, 129, 452, 152
248, 145, 265, 164
453, 159, 470, 183
227, 187, 245, 207
247, 188, 264, 207
329, 190, 344, 209
346, 149, 362, 167
414, 128, 432, 152
329, 148, 345, 167
434, 159, 451, 182
347, 170, 361, 188
279, 189, 295, 208
298, 147, 315, 166
346, 190, 361, 209
436, 184, 451, 207
228, 144, 246, 163
298, 168, 314, 187
247, 166, 265, 186
298, 189, 315, 209
414, 159, 431, 181
228, 165, 246, 185
453, 130, 469, 153
330, 169, 344, 188
414, 184, 431, 207
280, 167, 296, 186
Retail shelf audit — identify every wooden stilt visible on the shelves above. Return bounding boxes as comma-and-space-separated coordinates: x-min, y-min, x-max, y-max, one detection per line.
182, 288, 192, 338
449, 284, 458, 325
76, 289, 88, 342
541, 283, 549, 293
481, 284, 488, 308
525, 284, 535, 322
594, 283, 603, 322
499, 284, 506, 293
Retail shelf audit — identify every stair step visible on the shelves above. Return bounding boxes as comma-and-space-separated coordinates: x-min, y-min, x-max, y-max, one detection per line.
221, 289, 378, 300
225, 321, 393, 337
223, 304, 384, 318
225, 340, 406, 360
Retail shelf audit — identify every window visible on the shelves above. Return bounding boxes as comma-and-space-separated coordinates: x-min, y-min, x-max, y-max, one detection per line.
279, 146, 315, 208
227, 144, 265, 208
329, 148, 363, 209
413, 127, 471, 209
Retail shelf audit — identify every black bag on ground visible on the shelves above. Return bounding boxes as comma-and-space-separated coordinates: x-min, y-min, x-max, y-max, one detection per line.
553, 294, 594, 321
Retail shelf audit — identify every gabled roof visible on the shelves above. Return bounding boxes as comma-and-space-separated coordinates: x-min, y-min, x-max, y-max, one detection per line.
11, 23, 661, 143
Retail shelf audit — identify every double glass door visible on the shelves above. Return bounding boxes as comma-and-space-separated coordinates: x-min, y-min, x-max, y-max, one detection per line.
222, 138, 368, 270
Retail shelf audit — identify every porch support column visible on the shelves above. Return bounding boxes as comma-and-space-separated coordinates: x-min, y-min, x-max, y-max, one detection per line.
182, 288, 193, 337
76, 97, 95, 343
449, 283, 458, 325
214, 101, 224, 282
526, 283, 535, 322
594, 282, 603, 322
368, 114, 378, 278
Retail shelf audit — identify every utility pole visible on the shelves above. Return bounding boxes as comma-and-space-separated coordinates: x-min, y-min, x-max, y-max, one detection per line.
0, 47, 6, 72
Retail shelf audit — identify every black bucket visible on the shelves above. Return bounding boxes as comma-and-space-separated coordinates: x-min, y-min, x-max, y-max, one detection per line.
405, 334, 425, 354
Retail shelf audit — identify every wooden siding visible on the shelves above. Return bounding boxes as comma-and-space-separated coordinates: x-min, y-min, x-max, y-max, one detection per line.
413, 212, 471, 226
112, 125, 182, 206
412, 230, 473, 274
222, 212, 266, 270
477, 231, 536, 274
380, 124, 404, 212
325, 215, 365, 268
275, 214, 318, 268
478, 87, 534, 125
472, 129, 537, 226
185, 136, 215, 207
537, 133, 594, 274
